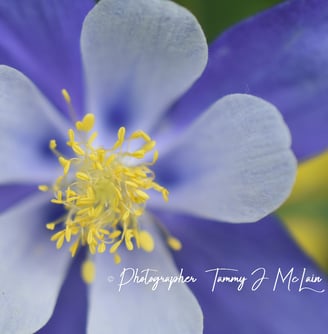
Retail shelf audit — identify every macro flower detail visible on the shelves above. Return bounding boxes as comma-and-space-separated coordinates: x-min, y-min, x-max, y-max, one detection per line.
0, 0, 298, 333
41, 98, 170, 263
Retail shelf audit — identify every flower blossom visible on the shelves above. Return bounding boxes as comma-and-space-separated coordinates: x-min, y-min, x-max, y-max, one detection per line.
0, 0, 300, 333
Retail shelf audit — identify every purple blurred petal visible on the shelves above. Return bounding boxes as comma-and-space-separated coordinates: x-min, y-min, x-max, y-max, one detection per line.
0, 184, 37, 213
159, 212, 328, 334
36, 249, 88, 334
168, 0, 328, 161
0, 0, 94, 116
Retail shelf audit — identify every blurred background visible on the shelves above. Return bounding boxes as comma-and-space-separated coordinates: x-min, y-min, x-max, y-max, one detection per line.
174, 0, 283, 41
173, 0, 328, 273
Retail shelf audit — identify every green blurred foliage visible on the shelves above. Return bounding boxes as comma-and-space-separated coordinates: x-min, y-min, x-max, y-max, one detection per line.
174, 0, 284, 41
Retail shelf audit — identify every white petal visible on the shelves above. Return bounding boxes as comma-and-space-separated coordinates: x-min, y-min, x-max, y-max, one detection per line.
81, 0, 207, 137
0, 65, 69, 184
153, 94, 297, 222
87, 218, 203, 334
0, 193, 71, 333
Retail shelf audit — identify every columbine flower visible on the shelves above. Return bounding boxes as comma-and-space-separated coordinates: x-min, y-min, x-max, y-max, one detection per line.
0, 0, 297, 333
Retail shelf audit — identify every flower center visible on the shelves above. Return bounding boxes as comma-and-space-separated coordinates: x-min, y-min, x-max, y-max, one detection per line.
39, 93, 172, 265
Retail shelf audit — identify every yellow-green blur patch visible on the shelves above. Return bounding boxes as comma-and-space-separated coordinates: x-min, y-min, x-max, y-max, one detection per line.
277, 151, 328, 272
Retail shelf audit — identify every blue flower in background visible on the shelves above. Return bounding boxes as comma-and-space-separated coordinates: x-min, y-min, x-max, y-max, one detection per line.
0, 0, 324, 333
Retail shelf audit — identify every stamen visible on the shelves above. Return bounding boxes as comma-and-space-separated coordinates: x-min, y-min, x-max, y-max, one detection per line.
40, 97, 177, 263
139, 230, 155, 252
61, 89, 71, 104
167, 236, 182, 251
38, 185, 49, 192
61, 89, 79, 123
151, 214, 182, 251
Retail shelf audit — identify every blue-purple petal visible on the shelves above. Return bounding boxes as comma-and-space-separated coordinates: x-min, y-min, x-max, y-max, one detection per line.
0, 0, 94, 115
36, 249, 88, 334
0, 184, 37, 213
159, 212, 328, 334
168, 0, 328, 160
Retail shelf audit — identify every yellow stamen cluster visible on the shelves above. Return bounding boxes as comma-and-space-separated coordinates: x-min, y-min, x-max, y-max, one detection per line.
40, 113, 169, 264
